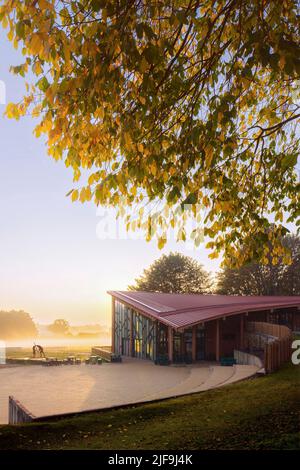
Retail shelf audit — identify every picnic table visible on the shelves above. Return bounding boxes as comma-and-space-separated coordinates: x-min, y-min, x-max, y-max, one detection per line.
43, 356, 81, 366
61, 356, 81, 365
85, 355, 103, 365
44, 357, 61, 366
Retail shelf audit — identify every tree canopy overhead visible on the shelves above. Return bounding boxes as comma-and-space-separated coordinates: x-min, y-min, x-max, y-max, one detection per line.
1, 0, 299, 266
129, 252, 211, 293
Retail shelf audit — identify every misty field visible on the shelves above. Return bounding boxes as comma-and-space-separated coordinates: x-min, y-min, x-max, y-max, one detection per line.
5, 345, 91, 361
4, 338, 109, 361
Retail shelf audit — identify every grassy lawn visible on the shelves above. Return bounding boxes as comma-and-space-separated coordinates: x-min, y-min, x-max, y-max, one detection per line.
0, 363, 299, 450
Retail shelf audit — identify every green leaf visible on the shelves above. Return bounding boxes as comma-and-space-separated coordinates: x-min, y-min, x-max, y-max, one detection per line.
136, 23, 144, 39
281, 154, 297, 170
37, 76, 49, 92
16, 21, 25, 39
182, 192, 197, 206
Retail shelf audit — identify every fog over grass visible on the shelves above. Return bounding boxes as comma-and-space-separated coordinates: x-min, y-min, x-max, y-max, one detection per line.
4, 335, 110, 349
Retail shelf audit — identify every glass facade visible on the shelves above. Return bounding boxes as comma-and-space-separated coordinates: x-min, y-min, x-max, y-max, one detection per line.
132, 310, 156, 360
173, 328, 194, 363
114, 300, 207, 363
114, 301, 131, 356
114, 300, 157, 361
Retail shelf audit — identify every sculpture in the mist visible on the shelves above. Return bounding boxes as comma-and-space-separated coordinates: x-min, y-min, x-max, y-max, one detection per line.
32, 343, 46, 359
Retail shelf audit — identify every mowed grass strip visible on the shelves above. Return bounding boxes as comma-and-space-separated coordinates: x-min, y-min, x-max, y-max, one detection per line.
0, 363, 299, 450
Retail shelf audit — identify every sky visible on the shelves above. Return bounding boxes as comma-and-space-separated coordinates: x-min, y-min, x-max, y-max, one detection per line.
0, 30, 221, 326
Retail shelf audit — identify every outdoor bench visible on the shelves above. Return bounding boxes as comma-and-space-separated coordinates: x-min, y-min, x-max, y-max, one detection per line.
85, 356, 103, 365
220, 357, 237, 366
155, 354, 170, 366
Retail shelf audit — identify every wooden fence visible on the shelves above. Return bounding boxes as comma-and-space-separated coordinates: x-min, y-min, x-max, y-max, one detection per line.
264, 335, 292, 373
247, 321, 291, 339
246, 322, 292, 373
234, 349, 263, 369
8, 396, 36, 424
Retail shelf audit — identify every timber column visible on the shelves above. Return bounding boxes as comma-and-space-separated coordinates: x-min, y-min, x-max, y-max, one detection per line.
192, 325, 197, 361
292, 310, 296, 331
216, 319, 220, 361
240, 314, 244, 349
168, 327, 173, 362
111, 297, 115, 353
130, 309, 134, 357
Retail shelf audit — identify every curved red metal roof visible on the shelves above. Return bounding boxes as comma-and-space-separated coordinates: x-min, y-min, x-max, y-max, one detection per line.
108, 290, 300, 329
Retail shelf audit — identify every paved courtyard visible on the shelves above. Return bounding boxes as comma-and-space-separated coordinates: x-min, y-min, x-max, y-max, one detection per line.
0, 358, 258, 424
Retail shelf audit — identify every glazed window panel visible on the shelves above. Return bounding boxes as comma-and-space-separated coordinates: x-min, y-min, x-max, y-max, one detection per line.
173, 331, 183, 362
173, 328, 193, 363
114, 300, 131, 356
157, 322, 168, 356
184, 328, 193, 361
196, 324, 206, 360
114, 301, 156, 361
132, 310, 156, 360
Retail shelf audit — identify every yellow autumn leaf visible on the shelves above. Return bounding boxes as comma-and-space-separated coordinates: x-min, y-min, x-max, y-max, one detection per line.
1, 15, 8, 29
7, 29, 13, 41
79, 188, 86, 203
205, 145, 214, 167
71, 189, 78, 202
95, 107, 104, 119
163, 172, 169, 182
29, 33, 43, 55
39, 0, 50, 9
140, 57, 148, 73
5, 102, 20, 119
150, 163, 157, 175
279, 56, 286, 70
124, 132, 133, 150
33, 61, 43, 75
157, 236, 166, 249
85, 186, 92, 201
202, 196, 210, 207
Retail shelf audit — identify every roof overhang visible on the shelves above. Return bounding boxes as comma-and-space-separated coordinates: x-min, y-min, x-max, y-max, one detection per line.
108, 290, 300, 330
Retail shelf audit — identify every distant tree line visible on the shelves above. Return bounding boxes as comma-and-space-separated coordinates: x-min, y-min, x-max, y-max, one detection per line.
0, 310, 37, 340
130, 236, 300, 296
216, 235, 300, 296
48, 319, 70, 336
